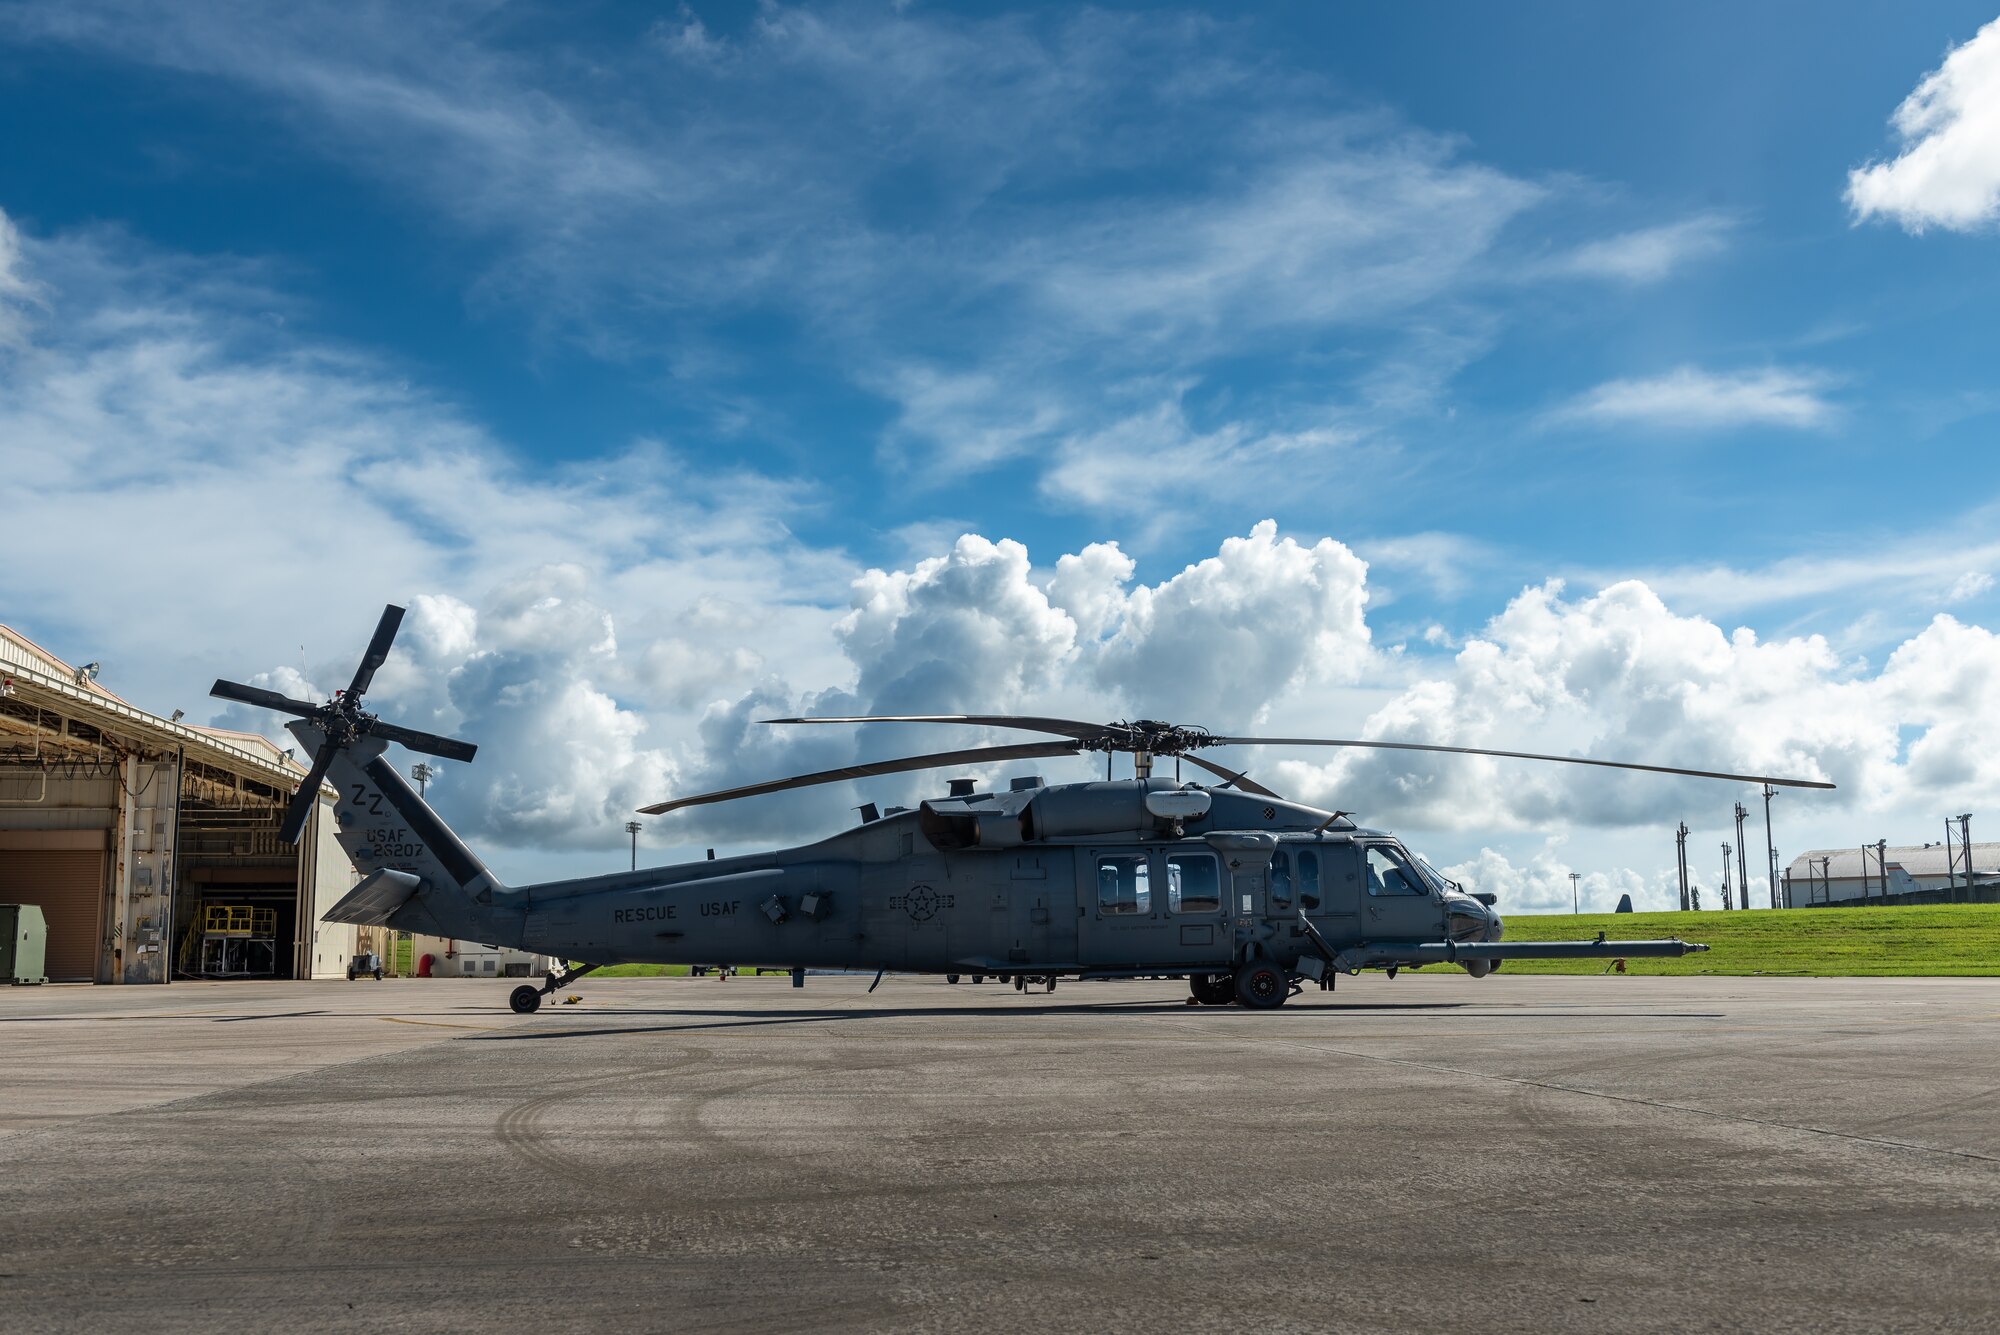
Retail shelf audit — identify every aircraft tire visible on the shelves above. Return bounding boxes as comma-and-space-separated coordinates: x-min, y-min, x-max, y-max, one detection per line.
946, 974, 961, 984
1233, 961, 1289, 1009
1189, 972, 1234, 1006
509, 985, 543, 1015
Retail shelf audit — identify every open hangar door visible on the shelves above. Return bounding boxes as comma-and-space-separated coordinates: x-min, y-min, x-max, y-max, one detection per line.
171, 759, 304, 980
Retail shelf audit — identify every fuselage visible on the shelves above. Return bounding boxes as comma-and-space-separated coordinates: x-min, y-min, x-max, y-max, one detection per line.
496, 777, 1502, 978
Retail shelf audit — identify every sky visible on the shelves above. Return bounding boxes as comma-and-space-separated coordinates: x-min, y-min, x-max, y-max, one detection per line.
4, 1, 2000, 910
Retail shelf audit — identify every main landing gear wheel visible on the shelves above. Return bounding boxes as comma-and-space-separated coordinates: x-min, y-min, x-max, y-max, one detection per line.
1233, 961, 1290, 1009
946, 974, 961, 984
509, 985, 543, 1014
1189, 973, 1234, 1006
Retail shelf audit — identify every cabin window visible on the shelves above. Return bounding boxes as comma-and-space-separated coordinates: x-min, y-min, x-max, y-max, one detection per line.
1296, 849, 1322, 911
1270, 851, 1293, 910
1096, 854, 1150, 915
1365, 845, 1427, 897
1166, 853, 1220, 914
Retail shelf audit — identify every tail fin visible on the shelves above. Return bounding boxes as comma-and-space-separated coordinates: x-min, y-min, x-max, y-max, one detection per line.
299, 723, 518, 944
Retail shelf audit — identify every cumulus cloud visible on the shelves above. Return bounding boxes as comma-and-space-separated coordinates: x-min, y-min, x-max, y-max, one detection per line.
1442, 846, 1683, 914
1091, 521, 1373, 724
1847, 18, 2000, 232
1545, 366, 1835, 431
1270, 579, 1880, 831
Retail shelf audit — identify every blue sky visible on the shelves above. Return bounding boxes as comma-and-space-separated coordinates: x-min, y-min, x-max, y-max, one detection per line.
5, 2, 2000, 907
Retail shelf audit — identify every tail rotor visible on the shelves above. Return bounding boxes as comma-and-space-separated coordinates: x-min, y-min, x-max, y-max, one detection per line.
210, 604, 478, 844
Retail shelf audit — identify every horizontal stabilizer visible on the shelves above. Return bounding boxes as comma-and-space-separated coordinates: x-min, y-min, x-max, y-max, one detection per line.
324, 868, 422, 926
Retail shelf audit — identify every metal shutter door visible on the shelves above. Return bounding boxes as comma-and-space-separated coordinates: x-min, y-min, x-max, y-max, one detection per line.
0, 851, 105, 981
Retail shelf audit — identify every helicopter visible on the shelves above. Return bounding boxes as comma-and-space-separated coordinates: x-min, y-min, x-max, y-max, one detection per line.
215, 605, 1836, 1013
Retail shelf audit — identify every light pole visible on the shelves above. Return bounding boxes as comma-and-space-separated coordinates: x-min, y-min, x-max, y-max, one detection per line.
1676, 822, 1691, 911
411, 762, 435, 796
1763, 785, 1779, 908
1733, 802, 1750, 910
624, 820, 643, 871
1568, 871, 1581, 915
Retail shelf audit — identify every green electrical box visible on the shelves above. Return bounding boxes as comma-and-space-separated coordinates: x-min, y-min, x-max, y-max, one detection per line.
1, 904, 49, 985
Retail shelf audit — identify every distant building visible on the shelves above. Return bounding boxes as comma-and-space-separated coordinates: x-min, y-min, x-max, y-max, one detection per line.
1782, 842, 2000, 907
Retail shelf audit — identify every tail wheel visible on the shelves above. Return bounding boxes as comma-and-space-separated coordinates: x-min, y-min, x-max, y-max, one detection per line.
1189, 973, 1234, 1006
509, 985, 543, 1014
1233, 961, 1290, 1009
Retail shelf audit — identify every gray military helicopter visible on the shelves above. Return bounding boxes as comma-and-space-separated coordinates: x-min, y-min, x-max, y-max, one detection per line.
215, 606, 1835, 1013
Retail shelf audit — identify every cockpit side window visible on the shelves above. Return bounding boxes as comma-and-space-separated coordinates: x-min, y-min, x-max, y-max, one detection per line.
1270, 850, 1293, 910
1365, 845, 1428, 897
1096, 854, 1150, 915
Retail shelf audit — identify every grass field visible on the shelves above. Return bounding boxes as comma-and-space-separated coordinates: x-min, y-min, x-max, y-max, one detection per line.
581, 904, 2000, 980
1495, 904, 2000, 976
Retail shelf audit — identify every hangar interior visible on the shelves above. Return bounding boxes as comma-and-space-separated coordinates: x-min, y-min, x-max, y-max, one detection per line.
0, 625, 356, 983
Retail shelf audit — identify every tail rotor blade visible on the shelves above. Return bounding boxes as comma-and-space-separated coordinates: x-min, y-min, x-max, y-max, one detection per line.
277, 745, 337, 845
209, 679, 322, 718
346, 604, 406, 700
369, 721, 478, 763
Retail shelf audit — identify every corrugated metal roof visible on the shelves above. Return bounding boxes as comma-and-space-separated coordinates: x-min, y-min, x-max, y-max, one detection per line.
0, 624, 304, 785
1787, 843, 1998, 880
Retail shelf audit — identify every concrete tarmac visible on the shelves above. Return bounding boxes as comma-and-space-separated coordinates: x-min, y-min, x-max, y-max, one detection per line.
3, 973, 1997, 1333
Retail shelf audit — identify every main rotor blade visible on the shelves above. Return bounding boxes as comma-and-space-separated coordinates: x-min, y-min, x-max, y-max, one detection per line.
277, 745, 337, 845
637, 740, 1083, 815
1181, 753, 1283, 799
368, 721, 478, 764
1207, 736, 1836, 790
209, 679, 322, 718
347, 604, 406, 700
761, 714, 1108, 741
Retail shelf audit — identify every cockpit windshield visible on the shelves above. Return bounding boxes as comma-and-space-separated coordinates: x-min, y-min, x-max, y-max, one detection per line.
1411, 854, 1453, 895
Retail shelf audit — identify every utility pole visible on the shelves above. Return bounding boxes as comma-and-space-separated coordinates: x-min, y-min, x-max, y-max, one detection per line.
1878, 838, 1889, 899
1957, 814, 1973, 893
1721, 843, 1733, 910
1734, 802, 1750, 909
1676, 822, 1691, 911
1812, 855, 1831, 904
1569, 871, 1581, 915
1763, 785, 1779, 909
624, 820, 642, 871
411, 761, 434, 796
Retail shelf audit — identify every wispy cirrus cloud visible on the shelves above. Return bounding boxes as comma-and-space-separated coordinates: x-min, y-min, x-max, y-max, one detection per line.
0, 0, 1719, 516
1543, 365, 1836, 432
1544, 212, 1737, 284
1847, 16, 2000, 233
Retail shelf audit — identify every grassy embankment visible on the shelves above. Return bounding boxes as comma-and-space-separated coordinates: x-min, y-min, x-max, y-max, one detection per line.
1497, 904, 2000, 976
585, 904, 2000, 979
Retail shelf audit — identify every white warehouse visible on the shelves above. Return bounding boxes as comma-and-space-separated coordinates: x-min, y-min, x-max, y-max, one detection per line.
1782, 842, 1999, 907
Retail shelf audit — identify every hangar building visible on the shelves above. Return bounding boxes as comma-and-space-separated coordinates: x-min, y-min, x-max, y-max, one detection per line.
0, 625, 360, 983
1783, 842, 1999, 907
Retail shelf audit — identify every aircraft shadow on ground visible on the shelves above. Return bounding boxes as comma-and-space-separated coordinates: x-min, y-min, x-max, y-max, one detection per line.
461, 999, 1475, 1041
